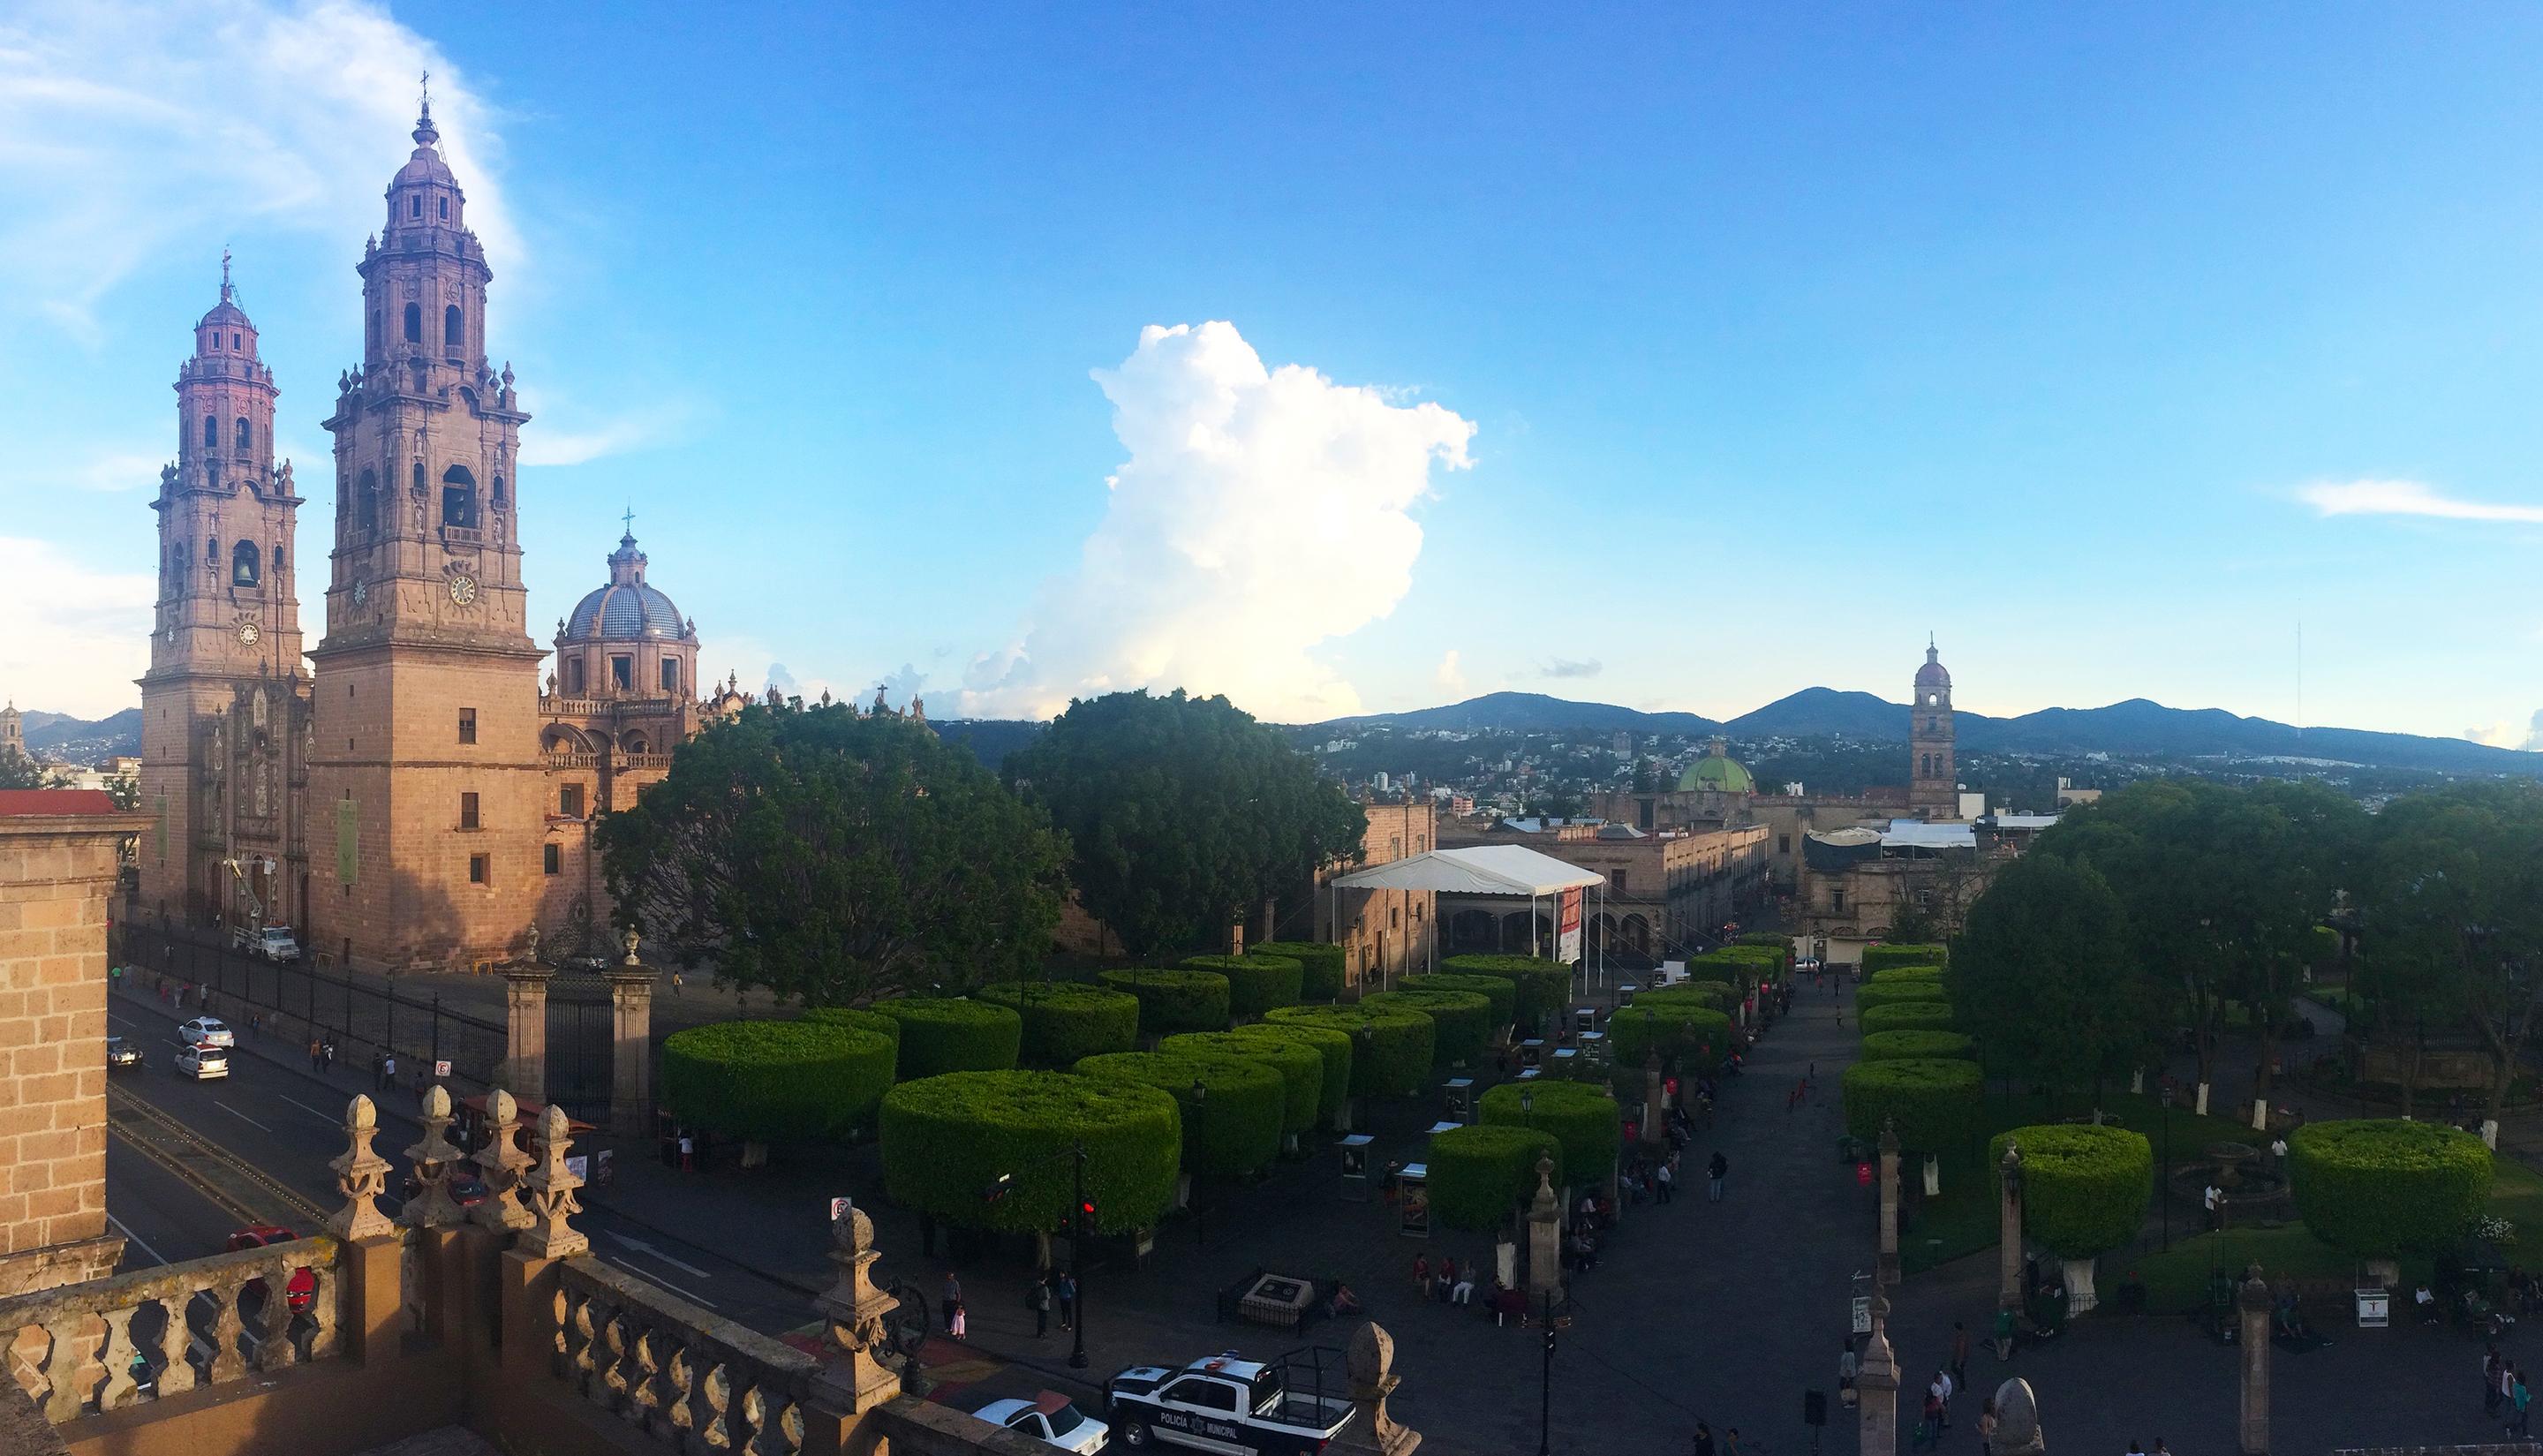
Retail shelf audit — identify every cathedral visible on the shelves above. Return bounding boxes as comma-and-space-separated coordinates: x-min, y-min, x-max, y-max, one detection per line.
137, 98, 746, 973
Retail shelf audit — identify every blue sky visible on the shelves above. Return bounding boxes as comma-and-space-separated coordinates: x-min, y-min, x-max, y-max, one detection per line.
5, 3, 2541, 744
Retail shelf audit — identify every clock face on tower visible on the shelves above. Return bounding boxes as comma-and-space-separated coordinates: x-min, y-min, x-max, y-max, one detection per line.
449, 574, 479, 606
351, 579, 367, 607
235, 621, 260, 647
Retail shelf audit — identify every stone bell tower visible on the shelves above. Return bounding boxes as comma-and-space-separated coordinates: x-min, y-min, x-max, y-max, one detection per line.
138, 254, 306, 926
1909, 637, 1957, 820
306, 87, 543, 972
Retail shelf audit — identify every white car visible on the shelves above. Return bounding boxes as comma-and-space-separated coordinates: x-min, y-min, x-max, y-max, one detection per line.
177, 1016, 235, 1049
175, 1045, 230, 1082
973, 1392, 1109, 1453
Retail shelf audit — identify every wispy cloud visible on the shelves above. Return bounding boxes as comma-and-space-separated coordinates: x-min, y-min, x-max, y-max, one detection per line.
1433, 649, 1468, 697
71, 448, 164, 493
2465, 713, 2543, 752
0, 0, 518, 339
0, 536, 153, 717
1541, 657, 1604, 680
514, 389, 685, 468
2296, 479, 2543, 524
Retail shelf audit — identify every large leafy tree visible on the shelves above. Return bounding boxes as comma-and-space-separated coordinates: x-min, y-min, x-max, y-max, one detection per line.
1953, 850, 2154, 1103
2362, 781, 2543, 1124
598, 703, 1068, 1003
1003, 690, 1366, 957
0, 751, 47, 789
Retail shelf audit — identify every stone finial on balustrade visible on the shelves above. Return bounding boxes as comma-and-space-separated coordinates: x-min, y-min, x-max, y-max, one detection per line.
1329, 1322, 1421, 1456
517, 1104, 590, 1258
471, 1087, 538, 1232
401, 1083, 468, 1229
811, 1204, 902, 1414
328, 1093, 397, 1241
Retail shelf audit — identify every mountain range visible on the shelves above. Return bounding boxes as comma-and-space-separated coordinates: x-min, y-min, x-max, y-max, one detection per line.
11, 708, 142, 758
1316, 688, 2539, 776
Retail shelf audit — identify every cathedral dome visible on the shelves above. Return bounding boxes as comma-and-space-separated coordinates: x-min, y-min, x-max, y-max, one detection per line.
1677, 736, 1755, 794
1915, 641, 1951, 690
563, 532, 690, 642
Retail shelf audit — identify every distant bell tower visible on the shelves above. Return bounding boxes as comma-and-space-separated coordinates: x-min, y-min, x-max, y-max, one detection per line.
1909, 637, 1956, 819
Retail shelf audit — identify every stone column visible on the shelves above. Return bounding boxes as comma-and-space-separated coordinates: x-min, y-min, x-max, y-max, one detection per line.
2237, 1265, 2270, 1455
327, 1093, 404, 1367
500, 964, 553, 1104
812, 1207, 906, 1418
603, 966, 656, 1139
1996, 1141, 2026, 1314
1525, 1154, 1563, 1300
1988, 1377, 2043, 1456
1856, 1295, 1899, 1456
1327, 1323, 1422, 1456
1877, 1117, 1901, 1288
1640, 1052, 1666, 1148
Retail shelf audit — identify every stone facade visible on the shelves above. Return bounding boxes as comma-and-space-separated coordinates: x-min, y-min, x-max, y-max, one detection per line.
1909, 639, 1957, 820
1437, 818, 1769, 966
1315, 800, 1437, 987
0, 792, 147, 1296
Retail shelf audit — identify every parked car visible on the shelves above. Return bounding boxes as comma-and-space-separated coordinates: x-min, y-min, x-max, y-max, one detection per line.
230, 924, 301, 962
175, 1044, 230, 1081
176, 1016, 235, 1048
973, 1392, 1110, 1453
226, 1226, 316, 1314
1106, 1350, 1355, 1454
105, 1036, 145, 1071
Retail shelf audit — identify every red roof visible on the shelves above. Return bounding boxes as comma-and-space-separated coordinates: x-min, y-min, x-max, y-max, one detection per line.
0, 789, 121, 816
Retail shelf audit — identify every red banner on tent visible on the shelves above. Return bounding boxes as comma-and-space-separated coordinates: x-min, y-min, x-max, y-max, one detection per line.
1557, 886, 1583, 963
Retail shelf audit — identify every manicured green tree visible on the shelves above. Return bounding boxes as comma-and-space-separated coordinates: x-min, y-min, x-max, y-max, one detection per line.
598, 703, 1068, 1002
1863, 944, 1949, 975
1607, 1002, 1735, 1075
1098, 967, 1232, 1037
873, 997, 1022, 1079
1181, 953, 1304, 1020
1735, 932, 1794, 960
1480, 1080, 1619, 1187
1399, 972, 1518, 1028
1859, 1001, 1959, 1037
1440, 954, 1573, 1032
1860, 1030, 1975, 1063
662, 1020, 898, 1163
1162, 1030, 1324, 1138
1953, 851, 2155, 1101
1252, 941, 1347, 1002
1840, 1058, 1982, 1157
1988, 1125, 2154, 1259
1428, 1124, 1561, 1233
1717, 943, 1789, 983
879, 1070, 1179, 1234
801, 1005, 902, 1050
1855, 980, 1951, 1015
977, 982, 1141, 1067
1362, 987, 1493, 1069
1228, 1022, 1353, 1128
1638, 980, 1737, 1012
1075, 1051, 1284, 1178
1868, 965, 1946, 986
2290, 1119, 2494, 1260
1263, 1004, 1434, 1098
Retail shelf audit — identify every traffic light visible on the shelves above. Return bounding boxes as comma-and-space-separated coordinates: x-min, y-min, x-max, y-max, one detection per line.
1078, 1197, 1097, 1227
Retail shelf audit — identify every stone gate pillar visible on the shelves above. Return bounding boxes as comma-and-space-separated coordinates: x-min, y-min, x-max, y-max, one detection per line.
501, 962, 553, 1104
1525, 1154, 1563, 1300
1857, 1295, 1898, 1456
1639, 1052, 1666, 1148
2237, 1264, 2270, 1454
604, 965, 656, 1138
1329, 1323, 1422, 1456
1877, 1117, 1902, 1288
1996, 1140, 2025, 1314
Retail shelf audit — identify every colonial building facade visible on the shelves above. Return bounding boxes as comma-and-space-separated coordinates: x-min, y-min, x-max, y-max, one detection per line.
136, 102, 728, 972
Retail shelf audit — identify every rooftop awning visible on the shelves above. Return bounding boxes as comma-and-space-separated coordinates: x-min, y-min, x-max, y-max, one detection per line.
1332, 844, 1605, 897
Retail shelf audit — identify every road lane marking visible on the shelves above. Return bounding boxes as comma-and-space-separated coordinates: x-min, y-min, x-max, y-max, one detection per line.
608, 1256, 718, 1309
276, 1095, 340, 1127
107, 1214, 170, 1267
604, 1230, 713, 1279
215, 1102, 272, 1133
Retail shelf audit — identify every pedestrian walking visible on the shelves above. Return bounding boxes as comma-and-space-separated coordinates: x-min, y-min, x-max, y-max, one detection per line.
321, 1040, 336, 1074
948, 1301, 967, 1340
2489, 1348, 2505, 1417
2503, 1359, 2518, 1422
1413, 1254, 1430, 1293
2513, 1368, 2532, 1437
1030, 1279, 1051, 1337
1708, 1150, 1728, 1201
941, 1271, 962, 1326
1951, 1321, 1970, 1392
1656, 1162, 1675, 1203
1057, 1271, 1076, 1330
309, 1036, 323, 1074
1692, 1420, 1715, 1456
677, 1134, 695, 1172
382, 1052, 396, 1086
1973, 1399, 1997, 1452
372, 1051, 388, 1091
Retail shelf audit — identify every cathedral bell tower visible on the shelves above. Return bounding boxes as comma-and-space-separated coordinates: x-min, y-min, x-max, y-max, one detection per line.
1908, 637, 1957, 820
138, 256, 306, 926
306, 91, 544, 972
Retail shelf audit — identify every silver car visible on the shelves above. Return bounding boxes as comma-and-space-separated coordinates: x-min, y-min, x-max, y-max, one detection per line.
176, 1016, 234, 1049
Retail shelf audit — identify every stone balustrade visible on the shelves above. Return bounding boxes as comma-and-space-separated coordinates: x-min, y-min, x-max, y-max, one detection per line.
0, 1236, 340, 1425
544, 751, 601, 769
557, 1257, 822, 1452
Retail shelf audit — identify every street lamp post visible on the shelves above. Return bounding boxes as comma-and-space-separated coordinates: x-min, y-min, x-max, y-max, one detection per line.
2160, 1083, 2173, 1252
1536, 1287, 1566, 1456
1192, 1080, 1208, 1247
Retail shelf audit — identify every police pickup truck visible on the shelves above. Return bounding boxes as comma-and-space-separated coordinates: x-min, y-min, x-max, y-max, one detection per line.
1105, 1349, 1355, 1454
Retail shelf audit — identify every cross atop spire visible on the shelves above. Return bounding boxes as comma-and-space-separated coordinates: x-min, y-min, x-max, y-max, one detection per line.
413, 69, 440, 148
622, 504, 636, 537
220, 246, 234, 305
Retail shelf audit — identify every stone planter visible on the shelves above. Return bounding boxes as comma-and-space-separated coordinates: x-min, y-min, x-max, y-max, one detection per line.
2062, 1256, 2100, 1315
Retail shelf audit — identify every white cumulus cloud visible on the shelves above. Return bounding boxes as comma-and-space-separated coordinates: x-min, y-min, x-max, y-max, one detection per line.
1434, 649, 1468, 697
0, 537, 154, 718
0, 0, 519, 339
962, 321, 1474, 723
2465, 713, 2543, 751
2297, 479, 2543, 524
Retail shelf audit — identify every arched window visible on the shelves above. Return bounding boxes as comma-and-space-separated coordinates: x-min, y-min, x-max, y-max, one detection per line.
173, 541, 188, 583
411, 196, 422, 219
491, 475, 506, 508
231, 539, 260, 587
412, 461, 426, 494
622, 732, 650, 754
444, 304, 463, 356
441, 464, 478, 530
403, 303, 422, 343
202, 416, 218, 449
439, 197, 449, 221
235, 417, 252, 453
272, 546, 285, 575
356, 469, 378, 538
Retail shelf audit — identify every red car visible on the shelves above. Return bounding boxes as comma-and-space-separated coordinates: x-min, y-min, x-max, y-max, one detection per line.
227, 1226, 316, 1312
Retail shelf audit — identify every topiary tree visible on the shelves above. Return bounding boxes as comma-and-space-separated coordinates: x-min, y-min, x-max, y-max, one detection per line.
1864, 944, 1949, 975
1855, 980, 1951, 1015
879, 1070, 1179, 1235
873, 997, 1023, 1079
1362, 987, 1493, 1069
1075, 1051, 1285, 1178
977, 982, 1142, 1067
801, 1005, 902, 1050
1860, 1030, 1975, 1063
1399, 972, 1518, 1029
1098, 967, 1232, 1037
662, 1020, 900, 1166
1638, 980, 1737, 1012
1226, 1021, 1353, 1128
1480, 1080, 1619, 1188
1440, 954, 1573, 1033
1428, 1124, 1561, 1233
1860, 1001, 1958, 1037
1607, 1002, 1735, 1075
2290, 1119, 2494, 1261
1162, 1030, 1324, 1139
1263, 1004, 1434, 1098
1868, 964, 1946, 986
1252, 941, 1347, 1002
1840, 1058, 1982, 1170
1987, 1125, 2154, 1259
1181, 953, 1304, 1020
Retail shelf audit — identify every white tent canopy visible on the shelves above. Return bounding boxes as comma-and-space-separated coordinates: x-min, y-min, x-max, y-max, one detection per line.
1331, 844, 1604, 896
